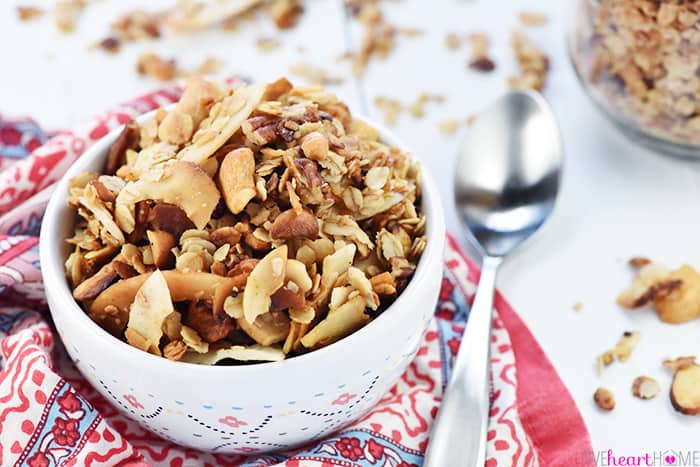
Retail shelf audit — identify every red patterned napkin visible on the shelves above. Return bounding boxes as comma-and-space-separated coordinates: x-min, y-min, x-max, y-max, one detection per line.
0, 85, 593, 467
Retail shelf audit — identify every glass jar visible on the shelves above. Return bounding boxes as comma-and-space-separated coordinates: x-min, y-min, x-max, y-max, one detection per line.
569, 0, 700, 158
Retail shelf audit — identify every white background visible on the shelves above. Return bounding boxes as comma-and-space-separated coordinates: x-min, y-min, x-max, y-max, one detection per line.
2, 0, 699, 460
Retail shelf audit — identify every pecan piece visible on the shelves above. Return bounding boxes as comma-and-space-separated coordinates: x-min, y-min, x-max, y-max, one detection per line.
184, 302, 235, 343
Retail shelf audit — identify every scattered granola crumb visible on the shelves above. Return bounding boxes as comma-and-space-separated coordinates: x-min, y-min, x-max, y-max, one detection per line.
573, 301, 584, 312
467, 33, 496, 73
438, 120, 459, 135
256, 37, 281, 52
374, 96, 402, 125
628, 257, 651, 268
137, 53, 177, 82
289, 62, 344, 86
469, 57, 496, 73
94, 37, 121, 54
518, 11, 549, 27
407, 93, 444, 118
509, 31, 549, 91
594, 387, 615, 411
632, 376, 660, 400
596, 331, 640, 375
399, 27, 423, 37
54, 0, 85, 34
465, 115, 476, 126
111, 10, 161, 40
17, 6, 44, 21
269, 0, 303, 29
444, 33, 461, 50
348, 0, 417, 76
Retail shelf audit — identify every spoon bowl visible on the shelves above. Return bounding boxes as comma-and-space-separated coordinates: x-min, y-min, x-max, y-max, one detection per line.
424, 89, 562, 466
455, 89, 562, 257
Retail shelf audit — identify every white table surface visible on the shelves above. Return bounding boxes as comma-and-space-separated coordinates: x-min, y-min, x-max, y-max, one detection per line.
3, 0, 699, 460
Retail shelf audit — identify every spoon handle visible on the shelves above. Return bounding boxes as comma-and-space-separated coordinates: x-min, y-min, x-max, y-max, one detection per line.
423, 255, 501, 467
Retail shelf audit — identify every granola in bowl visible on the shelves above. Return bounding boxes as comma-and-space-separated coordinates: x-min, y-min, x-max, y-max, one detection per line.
64, 77, 427, 365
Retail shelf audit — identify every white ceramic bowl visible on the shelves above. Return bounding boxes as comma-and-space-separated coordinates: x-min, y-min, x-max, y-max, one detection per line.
40, 109, 445, 454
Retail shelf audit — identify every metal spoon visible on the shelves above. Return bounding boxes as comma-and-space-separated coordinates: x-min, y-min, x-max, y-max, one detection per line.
423, 89, 562, 466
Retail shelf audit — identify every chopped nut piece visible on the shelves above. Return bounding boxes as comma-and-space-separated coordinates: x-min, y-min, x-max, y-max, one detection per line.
594, 387, 615, 411
518, 11, 548, 27
664, 356, 700, 415
17, 6, 44, 21
270, 208, 319, 240
137, 53, 176, 82
72, 262, 118, 301
632, 376, 660, 400
218, 147, 257, 214
573, 301, 583, 312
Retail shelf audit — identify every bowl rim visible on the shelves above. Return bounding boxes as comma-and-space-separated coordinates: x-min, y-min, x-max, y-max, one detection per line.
39, 106, 446, 376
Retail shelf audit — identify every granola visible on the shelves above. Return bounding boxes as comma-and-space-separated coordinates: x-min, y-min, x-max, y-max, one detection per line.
618, 259, 700, 323
571, 0, 700, 146
65, 77, 426, 365
509, 31, 549, 90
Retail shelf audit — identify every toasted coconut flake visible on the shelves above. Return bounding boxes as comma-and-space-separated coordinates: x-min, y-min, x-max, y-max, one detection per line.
237, 310, 290, 345
180, 325, 209, 353
301, 295, 369, 349
181, 344, 285, 364
243, 246, 288, 324
124, 270, 174, 356
178, 83, 266, 166
115, 160, 220, 233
